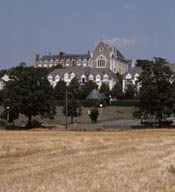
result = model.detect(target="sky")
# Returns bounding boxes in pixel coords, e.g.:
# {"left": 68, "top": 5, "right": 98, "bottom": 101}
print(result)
{"left": 0, "top": 0, "right": 174, "bottom": 69}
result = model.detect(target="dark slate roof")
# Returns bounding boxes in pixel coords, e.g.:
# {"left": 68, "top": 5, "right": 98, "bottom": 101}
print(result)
{"left": 48, "top": 66, "right": 117, "bottom": 81}
{"left": 116, "top": 50, "right": 125, "bottom": 60}
{"left": 41, "top": 53, "right": 90, "bottom": 61}
{"left": 123, "top": 67, "right": 142, "bottom": 79}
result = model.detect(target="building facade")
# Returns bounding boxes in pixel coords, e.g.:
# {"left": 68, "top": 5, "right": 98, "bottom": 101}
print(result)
{"left": 123, "top": 63, "right": 175, "bottom": 92}
{"left": 48, "top": 66, "right": 117, "bottom": 90}
{"left": 0, "top": 74, "right": 10, "bottom": 90}
{"left": 35, "top": 41, "right": 130, "bottom": 75}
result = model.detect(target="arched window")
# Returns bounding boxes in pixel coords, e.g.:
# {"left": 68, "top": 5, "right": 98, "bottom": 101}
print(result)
{"left": 96, "top": 55, "right": 106, "bottom": 68}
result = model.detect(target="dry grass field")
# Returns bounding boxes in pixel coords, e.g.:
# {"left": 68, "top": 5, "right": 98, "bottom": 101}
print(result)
{"left": 1, "top": 129, "right": 175, "bottom": 192}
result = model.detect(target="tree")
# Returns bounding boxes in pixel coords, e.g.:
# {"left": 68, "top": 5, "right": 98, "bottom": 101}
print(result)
{"left": 136, "top": 58, "right": 174, "bottom": 126}
{"left": 135, "top": 59, "right": 153, "bottom": 68}
{"left": 80, "top": 80, "right": 98, "bottom": 99}
{"left": 89, "top": 108, "right": 99, "bottom": 123}
{"left": 63, "top": 99, "right": 82, "bottom": 123}
{"left": 99, "top": 83, "right": 110, "bottom": 97}
{"left": 54, "top": 80, "right": 66, "bottom": 100}
{"left": 0, "top": 65, "right": 56, "bottom": 127}
{"left": 110, "top": 73, "right": 125, "bottom": 99}
{"left": 110, "top": 83, "right": 125, "bottom": 99}
{"left": 68, "top": 77, "right": 81, "bottom": 99}
{"left": 125, "top": 84, "right": 137, "bottom": 99}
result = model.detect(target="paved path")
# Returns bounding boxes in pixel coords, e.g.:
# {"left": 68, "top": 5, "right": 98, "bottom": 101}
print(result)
{"left": 101, "top": 119, "right": 141, "bottom": 127}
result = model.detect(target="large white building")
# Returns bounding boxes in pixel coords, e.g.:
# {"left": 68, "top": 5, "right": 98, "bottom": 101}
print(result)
{"left": 48, "top": 66, "right": 117, "bottom": 90}
{"left": 35, "top": 41, "right": 132, "bottom": 75}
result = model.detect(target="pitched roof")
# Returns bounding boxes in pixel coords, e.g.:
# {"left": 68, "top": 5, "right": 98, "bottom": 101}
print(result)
{"left": 41, "top": 53, "right": 90, "bottom": 61}
{"left": 1, "top": 74, "right": 10, "bottom": 82}
{"left": 86, "top": 89, "right": 107, "bottom": 100}
{"left": 48, "top": 66, "right": 116, "bottom": 80}
{"left": 123, "top": 67, "right": 142, "bottom": 79}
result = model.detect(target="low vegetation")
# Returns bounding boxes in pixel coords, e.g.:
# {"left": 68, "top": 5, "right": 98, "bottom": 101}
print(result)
{"left": 0, "top": 130, "right": 175, "bottom": 191}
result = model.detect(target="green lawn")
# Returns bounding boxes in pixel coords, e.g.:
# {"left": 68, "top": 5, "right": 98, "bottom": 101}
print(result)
{"left": 0, "top": 106, "right": 137, "bottom": 127}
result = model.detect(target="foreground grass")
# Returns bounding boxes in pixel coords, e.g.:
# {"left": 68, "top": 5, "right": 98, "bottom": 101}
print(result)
{"left": 0, "top": 129, "right": 175, "bottom": 192}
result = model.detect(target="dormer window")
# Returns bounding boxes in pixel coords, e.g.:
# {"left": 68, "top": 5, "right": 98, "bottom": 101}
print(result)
{"left": 89, "top": 74, "right": 94, "bottom": 80}
{"left": 55, "top": 75, "right": 60, "bottom": 82}
{"left": 70, "top": 73, "right": 75, "bottom": 79}
{"left": 126, "top": 73, "right": 132, "bottom": 79}
{"left": 81, "top": 74, "right": 86, "bottom": 84}
{"left": 64, "top": 73, "right": 69, "bottom": 80}
{"left": 135, "top": 73, "right": 139, "bottom": 80}
{"left": 96, "top": 74, "right": 101, "bottom": 81}
{"left": 103, "top": 74, "right": 108, "bottom": 81}
{"left": 48, "top": 75, "right": 53, "bottom": 82}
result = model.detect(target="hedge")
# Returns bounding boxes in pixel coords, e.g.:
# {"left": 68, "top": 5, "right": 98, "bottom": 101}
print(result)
{"left": 51, "top": 99, "right": 107, "bottom": 107}
{"left": 111, "top": 100, "right": 139, "bottom": 107}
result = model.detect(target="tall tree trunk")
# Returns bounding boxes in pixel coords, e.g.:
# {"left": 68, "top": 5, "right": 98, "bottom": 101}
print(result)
{"left": 71, "top": 116, "right": 74, "bottom": 123}
{"left": 28, "top": 115, "right": 32, "bottom": 128}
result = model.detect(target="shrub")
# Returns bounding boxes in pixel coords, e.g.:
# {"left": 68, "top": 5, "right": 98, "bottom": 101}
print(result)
{"left": 25, "top": 119, "right": 42, "bottom": 129}
{"left": 89, "top": 108, "right": 99, "bottom": 123}
{"left": 0, "top": 119, "right": 8, "bottom": 129}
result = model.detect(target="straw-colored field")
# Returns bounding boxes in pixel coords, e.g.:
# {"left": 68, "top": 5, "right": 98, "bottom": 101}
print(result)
{"left": 0, "top": 130, "right": 175, "bottom": 192}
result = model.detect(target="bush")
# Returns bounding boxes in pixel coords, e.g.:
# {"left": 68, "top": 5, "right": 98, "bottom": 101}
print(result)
{"left": 51, "top": 100, "right": 64, "bottom": 106}
{"left": 0, "top": 119, "right": 8, "bottom": 129}
{"left": 25, "top": 119, "right": 42, "bottom": 129}
{"left": 89, "top": 108, "right": 99, "bottom": 123}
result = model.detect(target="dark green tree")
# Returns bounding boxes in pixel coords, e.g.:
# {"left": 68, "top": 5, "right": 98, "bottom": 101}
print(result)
{"left": 136, "top": 58, "right": 174, "bottom": 126}
{"left": 110, "top": 73, "right": 125, "bottom": 99}
{"left": 110, "top": 83, "right": 125, "bottom": 99}
{"left": 54, "top": 80, "right": 66, "bottom": 100}
{"left": 89, "top": 107, "right": 99, "bottom": 123}
{"left": 125, "top": 84, "right": 137, "bottom": 99}
{"left": 80, "top": 80, "right": 98, "bottom": 99}
{"left": 68, "top": 77, "right": 81, "bottom": 99}
{"left": 63, "top": 99, "right": 82, "bottom": 123}
{"left": 0, "top": 65, "right": 56, "bottom": 127}
{"left": 99, "top": 83, "right": 110, "bottom": 96}
{"left": 135, "top": 59, "right": 153, "bottom": 68}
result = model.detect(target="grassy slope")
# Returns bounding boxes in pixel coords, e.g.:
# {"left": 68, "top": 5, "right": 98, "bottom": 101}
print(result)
{"left": 0, "top": 106, "right": 137, "bottom": 126}
{"left": 0, "top": 130, "right": 175, "bottom": 192}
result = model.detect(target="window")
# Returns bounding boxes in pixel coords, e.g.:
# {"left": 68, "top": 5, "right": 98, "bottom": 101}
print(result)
{"left": 96, "top": 74, "right": 101, "bottom": 82}
{"left": 77, "top": 59, "right": 81, "bottom": 66}
{"left": 83, "top": 59, "right": 87, "bottom": 66}
{"left": 72, "top": 60, "right": 76, "bottom": 66}
{"left": 103, "top": 74, "right": 108, "bottom": 81}
{"left": 82, "top": 78, "right": 85, "bottom": 84}
{"left": 99, "top": 48, "right": 104, "bottom": 52}
{"left": 89, "top": 74, "right": 93, "bottom": 80}
{"left": 64, "top": 73, "right": 69, "bottom": 81}
{"left": 126, "top": 73, "right": 132, "bottom": 79}
{"left": 81, "top": 74, "right": 86, "bottom": 84}
{"left": 70, "top": 73, "right": 75, "bottom": 79}
{"left": 55, "top": 75, "right": 60, "bottom": 82}
{"left": 96, "top": 55, "right": 106, "bottom": 68}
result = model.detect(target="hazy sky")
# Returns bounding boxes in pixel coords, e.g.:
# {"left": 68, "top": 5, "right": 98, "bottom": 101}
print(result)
{"left": 0, "top": 0, "right": 174, "bottom": 69}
